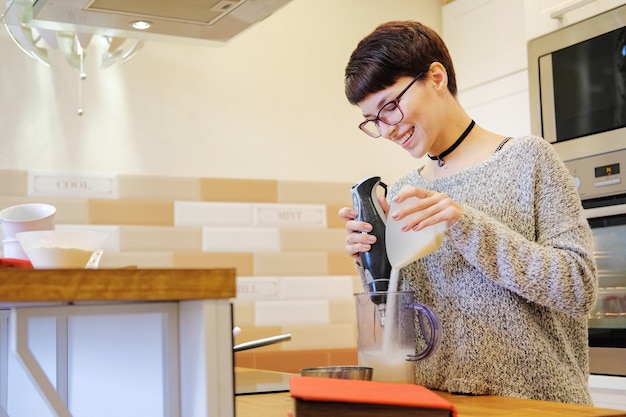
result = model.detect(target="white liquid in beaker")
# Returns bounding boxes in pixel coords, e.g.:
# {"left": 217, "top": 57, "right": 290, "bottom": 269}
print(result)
{"left": 358, "top": 346, "right": 415, "bottom": 383}
{"left": 365, "top": 267, "right": 417, "bottom": 383}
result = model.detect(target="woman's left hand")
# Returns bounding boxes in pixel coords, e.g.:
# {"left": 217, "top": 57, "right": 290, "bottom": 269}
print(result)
{"left": 389, "top": 186, "right": 464, "bottom": 231}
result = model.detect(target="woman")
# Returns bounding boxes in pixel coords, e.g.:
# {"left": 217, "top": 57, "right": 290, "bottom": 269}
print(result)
{"left": 339, "top": 21, "right": 597, "bottom": 405}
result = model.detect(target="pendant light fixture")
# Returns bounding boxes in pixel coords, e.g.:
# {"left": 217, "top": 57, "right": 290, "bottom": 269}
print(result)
{"left": 2, "top": 0, "right": 146, "bottom": 116}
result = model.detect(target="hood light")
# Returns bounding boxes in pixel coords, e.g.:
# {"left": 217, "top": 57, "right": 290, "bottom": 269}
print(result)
{"left": 130, "top": 20, "right": 152, "bottom": 30}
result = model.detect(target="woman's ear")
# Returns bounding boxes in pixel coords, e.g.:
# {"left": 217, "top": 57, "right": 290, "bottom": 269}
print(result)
{"left": 429, "top": 62, "right": 448, "bottom": 91}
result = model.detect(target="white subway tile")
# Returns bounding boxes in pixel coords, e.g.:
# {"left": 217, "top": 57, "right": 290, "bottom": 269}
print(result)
{"left": 255, "top": 300, "right": 329, "bottom": 326}
{"left": 202, "top": 227, "right": 280, "bottom": 252}
{"left": 253, "top": 203, "right": 327, "bottom": 228}
{"left": 235, "top": 276, "right": 281, "bottom": 301}
{"left": 28, "top": 171, "right": 118, "bottom": 199}
{"left": 280, "top": 276, "right": 354, "bottom": 300}
{"left": 174, "top": 201, "right": 253, "bottom": 227}
{"left": 56, "top": 224, "right": 120, "bottom": 251}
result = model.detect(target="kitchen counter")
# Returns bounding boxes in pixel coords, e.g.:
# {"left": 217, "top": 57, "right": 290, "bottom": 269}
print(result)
{"left": 0, "top": 268, "right": 237, "bottom": 417}
{"left": 235, "top": 369, "right": 626, "bottom": 417}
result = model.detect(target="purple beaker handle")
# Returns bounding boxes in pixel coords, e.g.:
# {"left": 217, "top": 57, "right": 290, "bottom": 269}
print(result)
{"left": 406, "top": 302, "right": 441, "bottom": 361}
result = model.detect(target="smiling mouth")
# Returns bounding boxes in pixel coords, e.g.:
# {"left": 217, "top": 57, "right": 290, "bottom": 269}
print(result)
{"left": 398, "top": 127, "right": 414, "bottom": 148}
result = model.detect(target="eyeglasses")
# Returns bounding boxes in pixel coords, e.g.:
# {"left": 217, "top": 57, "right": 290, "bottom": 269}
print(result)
{"left": 359, "top": 74, "right": 422, "bottom": 138}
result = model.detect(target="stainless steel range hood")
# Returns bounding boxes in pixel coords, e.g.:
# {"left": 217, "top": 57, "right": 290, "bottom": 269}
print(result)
{"left": 3, "top": 0, "right": 293, "bottom": 45}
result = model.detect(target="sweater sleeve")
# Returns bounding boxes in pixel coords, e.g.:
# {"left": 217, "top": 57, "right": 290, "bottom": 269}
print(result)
{"left": 446, "top": 140, "right": 597, "bottom": 317}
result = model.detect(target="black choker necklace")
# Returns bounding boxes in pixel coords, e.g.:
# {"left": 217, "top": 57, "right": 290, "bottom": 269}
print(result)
{"left": 428, "top": 119, "right": 475, "bottom": 167}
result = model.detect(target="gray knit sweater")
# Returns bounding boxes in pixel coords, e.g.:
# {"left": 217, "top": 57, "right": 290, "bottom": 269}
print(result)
{"left": 387, "top": 135, "right": 597, "bottom": 405}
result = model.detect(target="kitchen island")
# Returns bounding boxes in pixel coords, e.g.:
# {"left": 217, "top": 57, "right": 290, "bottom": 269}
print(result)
{"left": 0, "top": 268, "right": 237, "bottom": 417}
{"left": 235, "top": 369, "right": 626, "bottom": 417}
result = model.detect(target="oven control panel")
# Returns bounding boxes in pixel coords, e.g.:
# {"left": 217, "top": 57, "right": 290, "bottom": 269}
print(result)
{"left": 564, "top": 149, "right": 626, "bottom": 200}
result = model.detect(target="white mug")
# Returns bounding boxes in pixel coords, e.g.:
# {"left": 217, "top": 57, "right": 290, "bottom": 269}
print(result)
{"left": 1, "top": 238, "right": 28, "bottom": 260}
{"left": 0, "top": 203, "right": 56, "bottom": 240}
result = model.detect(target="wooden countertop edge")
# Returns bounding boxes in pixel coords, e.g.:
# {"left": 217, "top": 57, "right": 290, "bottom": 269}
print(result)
{"left": 0, "top": 268, "right": 236, "bottom": 302}
{"left": 434, "top": 391, "right": 626, "bottom": 416}
{"left": 233, "top": 369, "right": 626, "bottom": 417}
{"left": 236, "top": 390, "right": 626, "bottom": 417}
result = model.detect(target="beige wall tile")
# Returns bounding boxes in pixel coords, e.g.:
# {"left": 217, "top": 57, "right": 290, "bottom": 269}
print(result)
{"left": 280, "top": 324, "right": 356, "bottom": 350}
{"left": 175, "top": 201, "right": 253, "bottom": 227}
{"left": 277, "top": 181, "right": 353, "bottom": 205}
{"left": 253, "top": 349, "right": 328, "bottom": 373}
{"left": 253, "top": 252, "right": 327, "bottom": 276}
{"left": 329, "top": 348, "right": 358, "bottom": 366}
{"left": 233, "top": 351, "right": 255, "bottom": 368}
{"left": 200, "top": 178, "right": 278, "bottom": 203}
{"left": 327, "top": 251, "right": 357, "bottom": 275}
{"left": 89, "top": 200, "right": 174, "bottom": 226}
{"left": 0, "top": 196, "right": 90, "bottom": 229}
{"left": 118, "top": 175, "right": 201, "bottom": 201}
{"left": 98, "top": 251, "right": 175, "bottom": 269}
{"left": 279, "top": 276, "right": 353, "bottom": 300}
{"left": 0, "top": 170, "right": 27, "bottom": 196}
{"left": 326, "top": 204, "right": 348, "bottom": 228}
{"left": 329, "top": 298, "right": 357, "bottom": 325}
{"left": 279, "top": 228, "right": 345, "bottom": 252}
{"left": 232, "top": 301, "right": 255, "bottom": 327}
{"left": 0, "top": 197, "right": 33, "bottom": 213}
{"left": 49, "top": 198, "right": 90, "bottom": 225}
{"left": 255, "top": 300, "right": 329, "bottom": 326}
{"left": 119, "top": 226, "right": 201, "bottom": 251}
{"left": 203, "top": 227, "right": 280, "bottom": 252}
{"left": 351, "top": 275, "right": 364, "bottom": 294}
{"left": 173, "top": 252, "right": 254, "bottom": 275}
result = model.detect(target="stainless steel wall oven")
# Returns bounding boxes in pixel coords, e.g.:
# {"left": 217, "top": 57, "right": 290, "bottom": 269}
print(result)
{"left": 564, "top": 150, "right": 626, "bottom": 377}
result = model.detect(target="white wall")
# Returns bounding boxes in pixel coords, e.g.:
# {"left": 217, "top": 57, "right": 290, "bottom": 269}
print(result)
{"left": 0, "top": 0, "right": 441, "bottom": 184}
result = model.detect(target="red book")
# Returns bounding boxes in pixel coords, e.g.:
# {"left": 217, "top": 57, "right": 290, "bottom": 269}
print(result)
{"left": 0, "top": 258, "right": 33, "bottom": 268}
{"left": 290, "top": 377, "right": 457, "bottom": 417}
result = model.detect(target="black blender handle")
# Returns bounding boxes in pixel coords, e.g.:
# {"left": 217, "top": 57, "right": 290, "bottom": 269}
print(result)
{"left": 406, "top": 303, "right": 441, "bottom": 361}
{"left": 350, "top": 176, "right": 392, "bottom": 293}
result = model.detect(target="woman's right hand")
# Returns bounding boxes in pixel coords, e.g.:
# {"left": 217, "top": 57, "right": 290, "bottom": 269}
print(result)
{"left": 338, "top": 195, "right": 389, "bottom": 260}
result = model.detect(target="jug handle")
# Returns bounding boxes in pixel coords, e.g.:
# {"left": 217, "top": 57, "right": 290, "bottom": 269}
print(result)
{"left": 406, "top": 302, "right": 441, "bottom": 361}
{"left": 85, "top": 249, "right": 104, "bottom": 269}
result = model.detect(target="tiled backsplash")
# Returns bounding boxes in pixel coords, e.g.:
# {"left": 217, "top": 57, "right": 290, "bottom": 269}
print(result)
{"left": 0, "top": 169, "right": 362, "bottom": 353}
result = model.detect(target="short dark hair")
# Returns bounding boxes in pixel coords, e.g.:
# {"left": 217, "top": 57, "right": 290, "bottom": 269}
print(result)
{"left": 344, "top": 21, "right": 457, "bottom": 105}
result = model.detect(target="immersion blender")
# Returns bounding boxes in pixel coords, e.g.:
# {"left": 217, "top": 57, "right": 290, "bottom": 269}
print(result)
{"left": 351, "top": 176, "right": 393, "bottom": 324}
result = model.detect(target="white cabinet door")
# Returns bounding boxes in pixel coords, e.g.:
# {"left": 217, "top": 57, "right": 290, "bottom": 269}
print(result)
{"left": 442, "top": 0, "right": 527, "bottom": 91}
{"left": 458, "top": 70, "right": 531, "bottom": 138}
{"left": 524, "top": 0, "right": 626, "bottom": 40}
{"left": 589, "top": 375, "right": 626, "bottom": 411}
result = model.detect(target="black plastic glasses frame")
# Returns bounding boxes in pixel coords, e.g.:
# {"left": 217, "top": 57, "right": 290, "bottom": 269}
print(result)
{"left": 358, "top": 74, "right": 423, "bottom": 138}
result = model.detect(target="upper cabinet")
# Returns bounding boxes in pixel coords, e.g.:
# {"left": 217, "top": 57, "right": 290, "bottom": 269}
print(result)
{"left": 442, "top": 0, "right": 527, "bottom": 91}
{"left": 443, "top": 0, "right": 626, "bottom": 90}
{"left": 524, "top": 0, "right": 626, "bottom": 40}
{"left": 442, "top": 0, "right": 531, "bottom": 137}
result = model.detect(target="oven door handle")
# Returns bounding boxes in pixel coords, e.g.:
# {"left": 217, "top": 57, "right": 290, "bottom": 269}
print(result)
{"left": 584, "top": 203, "right": 626, "bottom": 220}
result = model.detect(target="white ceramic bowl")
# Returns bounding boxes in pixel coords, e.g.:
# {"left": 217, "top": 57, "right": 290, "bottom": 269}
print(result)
{"left": 16, "top": 230, "right": 109, "bottom": 269}
{"left": 0, "top": 203, "right": 56, "bottom": 239}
